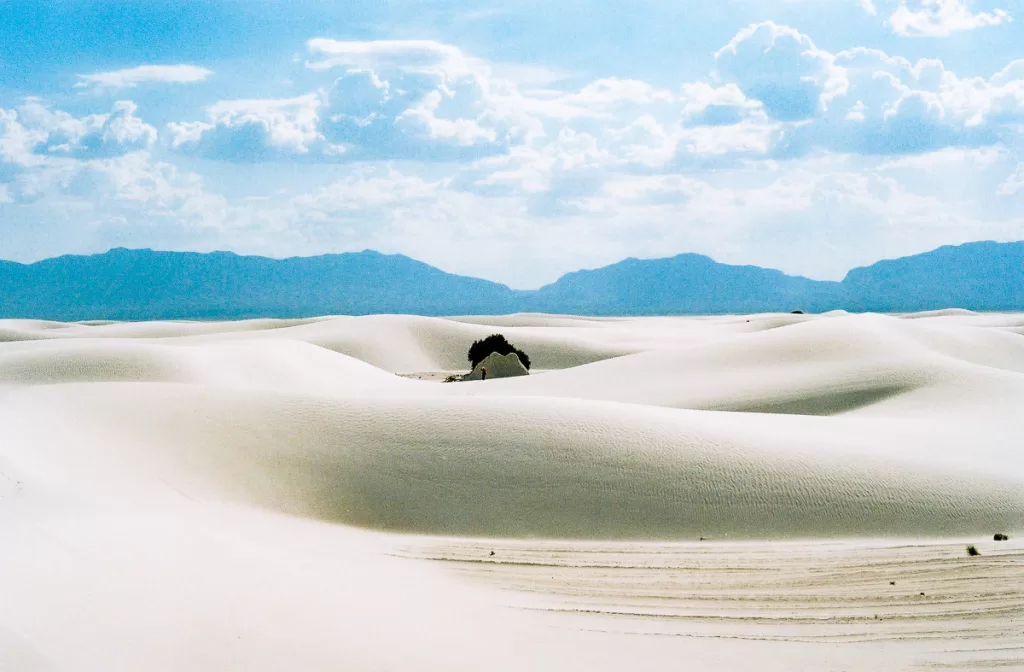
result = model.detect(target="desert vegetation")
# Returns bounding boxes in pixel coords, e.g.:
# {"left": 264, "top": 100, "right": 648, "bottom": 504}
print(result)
{"left": 468, "top": 334, "right": 531, "bottom": 370}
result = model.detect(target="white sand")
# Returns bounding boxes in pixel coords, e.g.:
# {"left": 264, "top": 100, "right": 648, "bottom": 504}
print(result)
{"left": 1, "top": 312, "right": 1022, "bottom": 670}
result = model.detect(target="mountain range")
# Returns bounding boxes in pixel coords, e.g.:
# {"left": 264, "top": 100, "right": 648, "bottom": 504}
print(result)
{"left": 0, "top": 241, "right": 1021, "bottom": 320}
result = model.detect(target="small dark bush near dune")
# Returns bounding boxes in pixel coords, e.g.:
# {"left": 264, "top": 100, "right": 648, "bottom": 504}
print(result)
{"left": 994, "top": 533, "right": 1009, "bottom": 541}
{"left": 966, "top": 545, "right": 981, "bottom": 556}
{"left": 468, "top": 334, "right": 531, "bottom": 370}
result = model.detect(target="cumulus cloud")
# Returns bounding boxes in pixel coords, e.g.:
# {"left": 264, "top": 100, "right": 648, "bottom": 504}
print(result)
{"left": 709, "top": 22, "right": 1024, "bottom": 157}
{"left": 122, "top": 23, "right": 1024, "bottom": 241}
{"left": 459, "top": 128, "right": 612, "bottom": 198}
{"left": 1, "top": 146, "right": 227, "bottom": 235}
{"left": 309, "top": 38, "right": 574, "bottom": 148}
{"left": 270, "top": 30, "right": 1024, "bottom": 200}
{"left": 166, "top": 40, "right": 524, "bottom": 163}
{"left": 831, "top": 48, "right": 1024, "bottom": 131}
{"left": 75, "top": 65, "right": 214, "bottom": 91}
{"left": 605, "top": 115, "right": 680, "bottom": 167}
{"left": 168, "top": 38, "right": 642, "bottom": 164}
{"left": 167, "top": 94, "right": 345, "bottom": 161}
{"left": 317, "top": 71, "right": 508, "bottom": 161}
{"left": 396, "top": 89, "right": 498, "bottom": 145}
{"left": 714, "top": 22, "right": 844, "bottom": 121}
{"left": 679, "top": 82, "right": 764, "bottom": 125}
{"left": 888, "top": 0, "right": 1012, "bottom": 37}
{"left": 0, "top": 108, "right": 45, "bottom": 169}
{"left": 0, "top": 99, "right": 156, "bottom": 162}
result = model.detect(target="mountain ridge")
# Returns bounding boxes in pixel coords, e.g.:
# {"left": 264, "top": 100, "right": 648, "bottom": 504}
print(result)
{"left": 0, "top": 241, "right": 1020, "bottom": 319}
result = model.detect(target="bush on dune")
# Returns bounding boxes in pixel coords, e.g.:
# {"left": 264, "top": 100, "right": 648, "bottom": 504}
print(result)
{"left": 468, "top": 334, "right": 531, "bottom": 370}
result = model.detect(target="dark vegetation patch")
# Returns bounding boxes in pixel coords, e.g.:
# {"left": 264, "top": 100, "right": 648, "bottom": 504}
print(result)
{"left": 468, "top": 334, "right": 531, "bottom": 370}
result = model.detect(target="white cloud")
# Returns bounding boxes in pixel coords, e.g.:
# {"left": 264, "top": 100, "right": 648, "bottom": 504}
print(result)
{"left": 707, "top": 23, "right": 1024, "bottom": 156}
{"left": 1, "top": 99, "right": 156, "bottom": 161}
{"left": 171, "top": 37, "right": 636, "bottom": 164}
{"left": 680, "top": 82, "right": 762, "bottom": 120}
{"left": 99, "top": 101, "right": 159, "bottom": 150}
{"left": 308, "top": 37, "right": 600, "bottom": 144}
{"left": 606, "top": 115, "right": 680, "bottom": 167}
{"left": 998, "top": 164, "right": 1024, "bottom": 195}
{"left": 714, "top": 22, "right": 846, "bottom": 121}
{"left": 305, "top": 39, "right": 478, "bottom": 85}
{"left": 831, "top": 49, "right": 1024, "bottom": 129}
{"left": 466, "top": 127, "right": 613, "bottom": 195}
{"left": 301, "top": 35, "right": 778, "bottom": 172}
{"left": 846, "top": 100, "right": 867, "bottom": 121}
{"left": 678, "top": 120, "right": 779, "bottom": 156}
{"left": 0, "top": 108, "right": 47, "bottom": 167}
{"left": 396, "top": 89, "right": 497, "bottom": 145}
{"left": 888, "top": 0, "right": 1012, "bottom": 37}
{"left": 293, "top": 167, "right": 442, "bottom": 213}
{"left": 859, "top": 0, "right": 879, "bottom": 16}
{"left": 877, "top": 146, "right": 1004, "bottom": 170}
{"left": 565, "top": 78, "right": 674, "bottom": 107}
{"left": 4, "top": 148, "right": 225, "bottom": 231}
{"left": 167, "top": 94, "right": 345, "bottom": 160}
{"left": 75, "top": 65, "right": 214, "bottom": 91}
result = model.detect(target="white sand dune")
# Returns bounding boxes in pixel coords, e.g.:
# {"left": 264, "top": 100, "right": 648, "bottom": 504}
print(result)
{"left": 1, "top": 311, "right": 1022, "bottom": 670}
{"left": 447, "top": 313, "right": 1024, "bottom": 419}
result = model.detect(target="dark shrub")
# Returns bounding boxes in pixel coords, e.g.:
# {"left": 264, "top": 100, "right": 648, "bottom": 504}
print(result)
{"left": 791, "top": 310, "right": 805, "bottom": 314}
{"left": 994, "top": 533, "right": 1009, "bottom": 541}
{"left": 966, "top": 545, "right": 981, "bottom": 557}
{"left": 468, "top": 334, "right": 531, "bottom": 370}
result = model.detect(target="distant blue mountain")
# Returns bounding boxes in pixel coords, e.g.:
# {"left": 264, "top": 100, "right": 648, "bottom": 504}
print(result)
{"left": 0, "top": 248, "right": 518, "bottom": 320}
{"left": 841, "top": 241, "right": 1024, "bottom": 312}
{"left": 530, "top": 253, "right": 842, "bottom": 315}
{"left": 0, "top": 241, "right": 1020, "bottom": 319}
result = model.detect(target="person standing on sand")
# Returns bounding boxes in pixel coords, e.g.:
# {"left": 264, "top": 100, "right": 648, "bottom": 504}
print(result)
{"left": 481, "top": 368, "right": 487, "bottom": 381}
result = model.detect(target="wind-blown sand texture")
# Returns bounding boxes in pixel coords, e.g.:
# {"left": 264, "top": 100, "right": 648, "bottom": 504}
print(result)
{"left": 1, "top": 311, "right": 1022, "bottom": 670}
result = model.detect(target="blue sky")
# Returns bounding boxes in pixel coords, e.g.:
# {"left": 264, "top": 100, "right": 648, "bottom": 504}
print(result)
{"left": 1, "top": 0, "right": 1023, "bottom": 288}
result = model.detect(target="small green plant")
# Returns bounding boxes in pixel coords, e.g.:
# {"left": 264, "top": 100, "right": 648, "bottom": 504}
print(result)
{"left": 966, "top": 544, "right": 981, "bottom": 557}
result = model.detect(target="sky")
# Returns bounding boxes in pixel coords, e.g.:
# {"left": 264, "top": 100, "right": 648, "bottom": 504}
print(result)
{"left": 1, "top": 0, "right": 1023, "bottom": 288}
